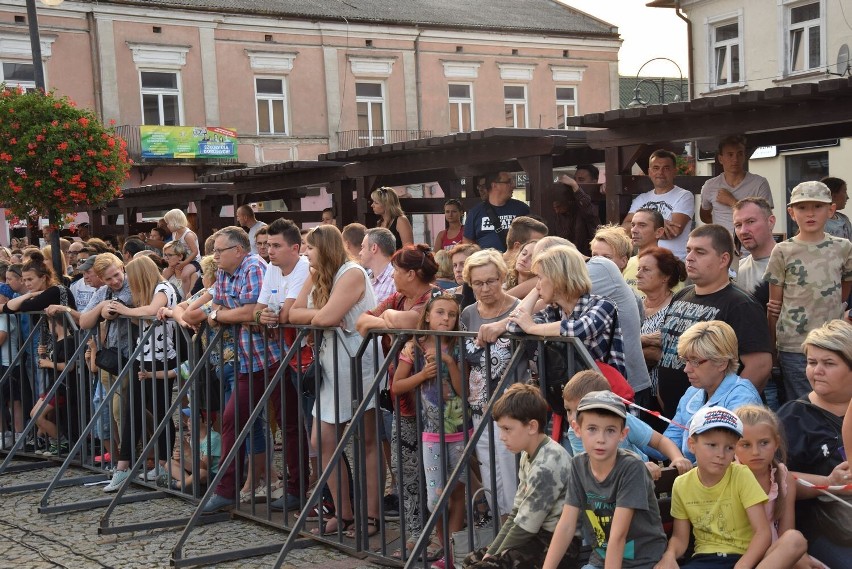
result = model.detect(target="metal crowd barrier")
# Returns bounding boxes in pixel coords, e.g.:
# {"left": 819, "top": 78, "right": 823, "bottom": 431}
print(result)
{"left": 0, "top": 310, "right": 597, "bottom": 569}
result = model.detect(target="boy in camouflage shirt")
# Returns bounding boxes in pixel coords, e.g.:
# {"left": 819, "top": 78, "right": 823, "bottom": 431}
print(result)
{"left": 463, "top": 384, "right": 578, "bottom": 569}
{"left": 766, "top": 181, "right": 852, "bottom": 399}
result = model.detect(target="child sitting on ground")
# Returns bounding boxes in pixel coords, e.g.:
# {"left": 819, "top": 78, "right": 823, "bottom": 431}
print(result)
{"left": 544, "top": 390, "right": 667, "bottom": 569}
{"left": 562, "top": 370, "right": 693, "bottom": 478}
{"left": 463, "top": 383, "right": 577, "bottom": 569}
{"left": 657, "top": 406, "right": 799, "bottom": 569}
{"left": 164, "top": 407, "right": 221, "bottom": 492}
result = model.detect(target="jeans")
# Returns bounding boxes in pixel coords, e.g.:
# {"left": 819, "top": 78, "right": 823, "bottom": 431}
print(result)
{"left": 778, "top": 351, "right": 810, "bottom": 402}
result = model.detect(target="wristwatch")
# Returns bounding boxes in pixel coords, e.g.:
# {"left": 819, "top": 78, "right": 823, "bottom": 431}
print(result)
{"left": 210, "top": 310, "right": 218, "bottom": 322}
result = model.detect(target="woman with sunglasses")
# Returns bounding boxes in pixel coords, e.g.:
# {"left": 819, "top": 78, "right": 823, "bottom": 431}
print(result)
{"left": 370, "top": 187, "right": 413, "bottom": 251}
{"left": 434, "top": 199, "right": 465, "bottom": 252}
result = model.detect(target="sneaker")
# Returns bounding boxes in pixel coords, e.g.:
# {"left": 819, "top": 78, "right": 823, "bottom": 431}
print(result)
{"left": 302, "top": 500, "right": 336, "bottom": 521}
{"left": 269, "top": 493, "right": 302, "bottom": 512}
{"left": 103, "top": 469, "right": 131, "bottom": 493}
{"left": 42, "top": 440, "right": 69, "bottom": 457}
{"left": 431, "top": 557, "right": 454, "bottom": 569}
{"left": 138, "top": 465, "right": 166, "bottom": 482}
{"left": 202, "top": 493, "right": 235, "bottom": 513}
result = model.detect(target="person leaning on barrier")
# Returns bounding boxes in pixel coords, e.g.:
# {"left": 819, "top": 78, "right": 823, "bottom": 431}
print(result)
{"left": 255, "top": 217, "right": 311, "bottom": 513}
{"left": 102, "top": 256, "right": 180, "bottom": 493}
{"left": 356, "top": 244, "right": 440, "bottom": 546}
{"left": 460, "top": 249, "right": 525, "bottom": 522}
{"left": 290, "top": 224, "right": 382, "bottom": 537}
{"left": 201, "top": 226, "right": 284, "bottom": 513}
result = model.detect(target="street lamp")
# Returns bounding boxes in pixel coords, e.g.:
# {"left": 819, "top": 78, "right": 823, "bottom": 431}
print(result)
{"left": 25, "top": 0, "right": 64, "bottom": 92}
{"left": 24, "top": 0, "right": 64, "bottom": 277}
{"left": 627, "top": 56, "right": 686, "bottom": 108}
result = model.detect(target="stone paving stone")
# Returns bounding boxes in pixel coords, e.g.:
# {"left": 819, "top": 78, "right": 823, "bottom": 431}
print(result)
{"left": 0, "top": 462, "right": 384, "bottom": 568}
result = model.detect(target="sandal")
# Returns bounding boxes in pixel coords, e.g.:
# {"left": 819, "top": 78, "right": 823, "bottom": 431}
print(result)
{"left": 313, "top": 517, "right": 354, "bottom": 536}
{"left": 344, "top": 516, "right": 380, "bottom": 539}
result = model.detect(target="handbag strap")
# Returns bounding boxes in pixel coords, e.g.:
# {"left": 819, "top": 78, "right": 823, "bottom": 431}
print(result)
{"left": 484, "top": 203, "right": 508, "bottom": 243}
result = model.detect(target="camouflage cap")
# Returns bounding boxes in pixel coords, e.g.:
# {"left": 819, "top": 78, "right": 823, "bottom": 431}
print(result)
{"left": 788, "top": 181, "right": 832, "bottom": 206}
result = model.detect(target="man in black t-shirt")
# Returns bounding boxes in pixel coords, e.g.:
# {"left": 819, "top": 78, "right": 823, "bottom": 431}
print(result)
{"left": 656, "top": 225, "right": 772, "bottom": 419}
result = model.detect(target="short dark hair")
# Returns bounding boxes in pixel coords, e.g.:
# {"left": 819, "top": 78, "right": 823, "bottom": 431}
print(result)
{"left": 649, "top": 149, "right": 678, "bottom": 166}
{"left": 717, "top": 135, "right": 746, "bottom": 155}
{"left": 485, "top": 172, "right": 508, "bottom": 190}
{"left": 266, "top": 218, "right": 301, "bottom": 246}
{"left": 506, "top": 216, "right": 548, "bottom": 248}
{"left": 690, "top": 224, "right": 734, "bottom": 268}
{"left": 150, "top": 226, "right": 170, "bottom": 240}
{"left": 492, "top": 383, "right": 548, "bottom": 433}
{"left": 634, "top": 207, "right": 665, "bottom": 229}
{"left": 123, "top": 237, "right": 146, "bottom": 257}
{"left": 322, "top": 207, "right": 335, "bottom": 217}
{"left": 575, "top": 164, "right": 599, "bottom": 180}
{"left": 820, "top": 176, "right": 847, "bottom": 196}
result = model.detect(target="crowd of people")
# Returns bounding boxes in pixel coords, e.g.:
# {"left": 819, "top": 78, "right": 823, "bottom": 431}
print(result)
{"left": 0, "top": 139, "right": 851, "bottom": 569}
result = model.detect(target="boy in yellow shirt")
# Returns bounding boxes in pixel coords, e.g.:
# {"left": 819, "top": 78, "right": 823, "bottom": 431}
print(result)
{"left": 656, "top": 407, "right": 796, "bottom": 569}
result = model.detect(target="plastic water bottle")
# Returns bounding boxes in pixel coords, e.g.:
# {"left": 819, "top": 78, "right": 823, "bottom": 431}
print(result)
{"left": 267, "top": 289, "right": 281, "bottom": 329}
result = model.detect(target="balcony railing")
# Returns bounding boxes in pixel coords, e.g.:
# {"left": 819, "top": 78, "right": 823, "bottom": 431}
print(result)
{"left": 114, "top": 125, "right": 240, "bottom": 165}
{"left": 337, "top": 129, "right": 432, "bottom": 151}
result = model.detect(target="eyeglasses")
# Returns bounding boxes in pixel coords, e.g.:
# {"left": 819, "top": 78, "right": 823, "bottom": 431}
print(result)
{"left": 677, "top": 357, "right": 710, "bottom": 368}
{"left": 470, "top": 277, "right": 501, "bottom": 289}
{"left": 212, "top": 245, "right": 238, "bottom": 255}
{"left": 76, "top": 259, "right": 89, "bottom": 266}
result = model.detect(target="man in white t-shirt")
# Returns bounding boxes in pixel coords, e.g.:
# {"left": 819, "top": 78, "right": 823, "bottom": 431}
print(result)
{"left": 256, "top": 217, "right": 310, "bottom": 512}
{"left": 236, "top": 204, "right": 267, "bottom": 254}
{"left": 700, "top": 135, "right": 772, "bottom": 235}
{"left": 621, "top": 149, "right": 694, "bottom": 260}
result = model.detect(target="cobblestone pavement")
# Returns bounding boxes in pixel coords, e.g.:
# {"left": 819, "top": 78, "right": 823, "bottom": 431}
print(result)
{"left": 0, "top": 461, "right": 385, "bottom": 569}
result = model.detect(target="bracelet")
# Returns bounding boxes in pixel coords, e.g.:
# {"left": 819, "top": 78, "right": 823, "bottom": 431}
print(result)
{"left": 254, "top": 310, "right": 263, "bottom": 325}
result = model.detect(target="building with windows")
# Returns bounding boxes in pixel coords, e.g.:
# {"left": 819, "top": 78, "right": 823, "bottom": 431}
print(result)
{"left": 651, "top": 0, "right": 852, "bottom": 235}
{"left": 0, "top": 0, "right": 621, "bottom": 193}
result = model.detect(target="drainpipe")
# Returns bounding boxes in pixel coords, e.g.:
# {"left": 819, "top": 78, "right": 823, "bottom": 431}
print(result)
{"left": 675, "top": 1, "right": 694, "bottom": 100}
{"left": 414, "top": 27, "right": 423, "bottom": 131}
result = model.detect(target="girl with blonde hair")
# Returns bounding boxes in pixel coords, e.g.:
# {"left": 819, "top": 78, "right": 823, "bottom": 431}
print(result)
{"left": 163, "top": 208, "right": 201, "bottom": 299}
{"left": 370, "top": 187, "right": 413, "bottom": 250}
{"left": 103, "top": 255, "right": 180, "bottom": 492}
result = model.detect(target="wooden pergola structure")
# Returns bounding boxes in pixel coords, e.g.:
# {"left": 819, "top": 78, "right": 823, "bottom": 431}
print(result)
{"left": 89, "top": 78, "right": 852, "bottom": 239}
{"left": 565, "top": 77, "right": 852, "bottom": 223}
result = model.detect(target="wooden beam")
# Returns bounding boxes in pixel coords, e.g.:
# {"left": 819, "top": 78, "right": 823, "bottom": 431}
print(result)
{"left": 586, "top": 96, "right": 852, "bottom": 148}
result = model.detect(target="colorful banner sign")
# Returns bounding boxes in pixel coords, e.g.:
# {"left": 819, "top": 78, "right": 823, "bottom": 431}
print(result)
{"left": 140, "top": 126, "right": 237, "bottom": 159}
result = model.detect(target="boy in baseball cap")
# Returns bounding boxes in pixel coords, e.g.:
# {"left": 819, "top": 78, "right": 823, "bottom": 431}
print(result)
{"left": 658, "top": 406, "right": 773, "bottom": 569}
{"left": 543, "top": 390, "right": 667, "bottom": 569}
{"left": 765, "top": 180, "right": 852, "bottom": 401}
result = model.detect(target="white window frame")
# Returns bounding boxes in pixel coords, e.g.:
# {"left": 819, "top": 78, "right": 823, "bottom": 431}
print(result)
{"left": 503, "top": 84, "right": 528, "bottom": 129}
{"left": 139, "top": 69, "right": 183, "bottom": 126}
{"left": 707, "top": 11, "right": 744, "bottom": 89}
{"left": 555, "top": 85, "right": 578, "bottom": 130}
{"left": 355, "top": 81, "right": 386, "bottom": 145}
{"left": 448, "top": 82, "right": 474, "bottom": 133}
{"left": 254, "top": 76, "right": 289, "bottom": 135}
{"left": 781, "top": 0, "right": 825, "bottom": 76}
{"left": 0, "top": 60, "right": 37, "bottom": 92}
